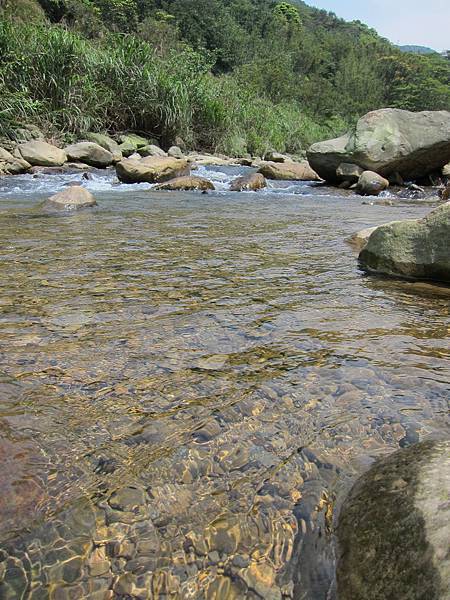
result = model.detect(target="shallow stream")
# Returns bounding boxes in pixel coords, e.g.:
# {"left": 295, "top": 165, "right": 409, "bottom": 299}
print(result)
{"left": 0, "top": 166, "right": 449, "bottom": 599}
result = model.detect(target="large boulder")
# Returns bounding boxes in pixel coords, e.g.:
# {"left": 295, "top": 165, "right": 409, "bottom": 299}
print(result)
{"left": 337, "top": 439, "right": 450, "bottom": 600}
{"left": 84, "top": 133, "right": 122, "bottom": 163}
{"left": 116, "top": 156, "right": 190, "bottom": 184}
{"left": 42, "top": 186, "right": 97, "bottom": 211}
{"left": 18, "top": 140, "right": 67, "bottom": 167}
{"left": 0, "top": 147, "right": 30, "bottom": 175}
{"left": 230, "top": 172, "right": 267, "bottom": 191}
{"left": 65, "top": 142, "right": 113, "bottom": 168}
{"left": 356, "top": 171, "right": 389, "bottom": 196}
{"left": 258, "top": 160, "right": 321, "bottom": 181}
{"left": 359, "top": 202, "right": 450, "bottom": 283}
{"left": 308, "top": 109, "right": 450, "bottom": 183}
{"left": 153, "top": 175, "right": 214, "bottom": 191}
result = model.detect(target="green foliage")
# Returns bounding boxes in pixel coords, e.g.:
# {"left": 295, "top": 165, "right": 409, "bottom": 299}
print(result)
{"left": 1, "top": 0, "right": 449, "bottom": 152}
{"left": 273, "top": 2, "right": 301, "bottom": 28}
{"left": 1, "top": 0, "right": 47, "bottom": 22}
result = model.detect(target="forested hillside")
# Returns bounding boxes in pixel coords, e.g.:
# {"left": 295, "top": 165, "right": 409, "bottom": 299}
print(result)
{"left": 1, "top": 0, "right": 449, "bottom": 155}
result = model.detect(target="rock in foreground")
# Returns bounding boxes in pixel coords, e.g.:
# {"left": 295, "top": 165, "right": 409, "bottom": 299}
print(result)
{"left": 308, "top": 109, "right": 450, "bottom": 182}
{"left": 153, "top": 176, "right": 214, "bottom": 191}
{"left": 42, "top": 186, "right": 97, "bottom": 211}
{"left": 258, "top": 161, "right": 320, "bottom": 181}
{"left": 116, "top": 156, "right": 189, "bottom": 184}
{"left": 18, "top": 140, "right": 67, "bottom": 167}
{"left": 359, "top": 202, "right": 450, "bottom": 283}
{"left": 337, "top": 439, "right": 450, "bottom": 600}
{"left": 230, "top": 172, "right": 267, "bottom": 191}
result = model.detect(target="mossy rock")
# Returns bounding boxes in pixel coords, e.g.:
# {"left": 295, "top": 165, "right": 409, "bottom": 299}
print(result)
{"left": 359, "top": 202, "right": 450, "bottom": 283}
{"left": 337, "top": 439, "right": 450, "bottom": 600}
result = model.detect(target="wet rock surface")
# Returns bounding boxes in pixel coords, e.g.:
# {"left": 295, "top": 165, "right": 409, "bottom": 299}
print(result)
{"left": 337, "top": 439, "right": 450, "bottom": 600}
{"left": 0, "top": 173, "right": 448, "bottom": 598}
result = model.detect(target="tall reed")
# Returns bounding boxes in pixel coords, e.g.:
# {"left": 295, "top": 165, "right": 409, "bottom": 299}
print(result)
{"left": 0, "top": 21, "right": 346, "bottom": 153}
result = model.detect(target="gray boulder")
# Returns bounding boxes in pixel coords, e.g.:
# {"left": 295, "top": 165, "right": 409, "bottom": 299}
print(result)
{"left": 308, "top": 109, "right": 450, "bottom": 182}
{"left": 337, "top": 439, "right": 450, "bottom": 600}
{"left": 356, "top": 171, "right": 389, "bottom": 196}
{"left": 116, "top": 156, "right": 190, "bottom": 184}
{"left": 65, "top": 142, "right": 113, "bottom": 168}
{"left": 18, "top": 140, "right": 67, "bottom": 167}
{"left": 443, "top": 162, "right": 450, "bottom": 177}
{"left": 359, "top": 202, "right": 450, "bottom": 282}
{"left": 42, "top": 186, "right": 97, "bottom": 211}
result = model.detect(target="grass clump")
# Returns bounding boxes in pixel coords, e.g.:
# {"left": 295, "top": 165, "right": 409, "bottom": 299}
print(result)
{"left": 0, "top": 20, "right": 346, "bottom": 153}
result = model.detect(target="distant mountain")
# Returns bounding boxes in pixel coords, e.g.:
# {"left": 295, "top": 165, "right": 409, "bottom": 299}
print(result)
{"left": 398, "top": 45, "right": 437, "bottom": 55}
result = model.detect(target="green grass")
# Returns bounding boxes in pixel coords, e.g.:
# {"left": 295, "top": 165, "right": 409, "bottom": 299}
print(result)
{"left": 0, "top": 21, "right": 347, "bottom": 154}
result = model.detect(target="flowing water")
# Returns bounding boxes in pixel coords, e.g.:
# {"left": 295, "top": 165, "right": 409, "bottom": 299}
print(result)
{"left": 0, "top": 166, "right": 449, "bottom": 600}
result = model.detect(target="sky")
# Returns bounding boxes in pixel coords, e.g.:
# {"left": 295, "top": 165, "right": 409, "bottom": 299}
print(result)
{"left": 306, "top": 0, "right": 449, "bottom": 51}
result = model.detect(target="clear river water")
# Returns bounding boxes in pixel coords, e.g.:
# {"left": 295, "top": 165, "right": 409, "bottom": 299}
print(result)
{"left": 0, "top": 165, "right": 449, "bottom": 599}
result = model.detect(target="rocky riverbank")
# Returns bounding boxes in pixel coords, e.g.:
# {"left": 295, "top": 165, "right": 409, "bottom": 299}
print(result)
{"left": 0, "top": 127, "right": 320, "bottom": 186}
